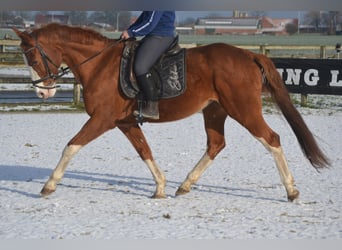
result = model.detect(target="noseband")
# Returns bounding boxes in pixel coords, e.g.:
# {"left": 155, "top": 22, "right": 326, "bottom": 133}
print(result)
{"left": 23, "top": 36, "right": 123, "bottom": 90}
{"left": 23, "top": 44, "right": 69, "bottom": 89}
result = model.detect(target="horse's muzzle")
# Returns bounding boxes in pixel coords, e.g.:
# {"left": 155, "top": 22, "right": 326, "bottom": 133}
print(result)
{"left": 34, "top": 82, "right": 57, "bottom": 99}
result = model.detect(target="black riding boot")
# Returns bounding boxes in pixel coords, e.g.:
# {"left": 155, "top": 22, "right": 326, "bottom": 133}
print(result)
{"left": 133, "top": 73, "right": 159, "bottom": 119}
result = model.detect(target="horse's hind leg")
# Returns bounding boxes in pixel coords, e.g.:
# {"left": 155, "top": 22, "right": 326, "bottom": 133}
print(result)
{"left": 212, "top": 71, "right": 299, "bottom": 201}
{"left": 235, "top": 112, "right": 299, "bottom": 201}
{"left": 118, "top": 124, "right": 166, "bottom": 198}
{"left": 257, "top": 137, "right": 299, "bottom": 201}
{"left": 176, "top": 102, "right": 227, "bottom": 195}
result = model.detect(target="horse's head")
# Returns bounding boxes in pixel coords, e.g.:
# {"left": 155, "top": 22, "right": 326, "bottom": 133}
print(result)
{"left": 13, "top": 27, "right": 63, "bottom": 99}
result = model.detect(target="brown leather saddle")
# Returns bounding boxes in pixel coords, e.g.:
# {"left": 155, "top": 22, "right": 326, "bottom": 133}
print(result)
{"left": 119, "top": 36, "right": 186, "bottom": 99}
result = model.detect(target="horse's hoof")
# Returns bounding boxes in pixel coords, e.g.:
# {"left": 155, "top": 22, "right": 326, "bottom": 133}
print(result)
{"left": 151, "top": 193, "right": 166, "bottom": 199}
{"left": 175, "top": 187, "right": 190, "bottom": 196}
{"left": 287, "top": 189, "right": 300, "bottom": 202}
{"left": 40, "top": 187, "right": 55, "bottom": 197}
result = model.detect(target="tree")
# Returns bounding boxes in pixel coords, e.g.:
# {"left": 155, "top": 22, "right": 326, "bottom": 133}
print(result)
{"left": 304, "top": 11, "right": 341, "bottom": 35}
{"left": 103, "top": 11, "right": 117, "bottom": 26}
{"left": 326, "top": 11, "right": 339, "bottom": 35}
{"left": 66, "top": 11, "right": 89, "bottom": 26}
{"left": 13, "top": 16, "right": 24, "bottom": 26}
{"left": 0, "top": 11, "right": 35, "bottom": 27}
{"left": 304, "top": 11, "right": 321, "bottom": 31}
{"left": 178, "top": 17, "right": 196, "bottom": 26}
{"left": 88, "top": 11, "right": 106, "bottom": 24}
{"left": 286, "top": 23, "right": 298, "bottom": 35}
{"left": 0, "top": 11, "right": 14, "bottom": 26}
{"left": 249, "top": 11, "right": 266, "bottom": 18}
{"left": 117, "top": 11, "right": 132, "bottom": 31}
{"left": 1, "top": 11, "right": 15, "bottom": 21}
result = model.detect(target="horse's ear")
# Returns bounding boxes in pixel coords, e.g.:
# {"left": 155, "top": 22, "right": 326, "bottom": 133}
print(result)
{"left": 12, "top": 27, "right": 31, "bottom": 41}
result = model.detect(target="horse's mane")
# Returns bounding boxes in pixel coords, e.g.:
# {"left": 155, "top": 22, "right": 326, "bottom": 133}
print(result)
{"left": 31, "top": 23, "right": 110, "bottom": 45}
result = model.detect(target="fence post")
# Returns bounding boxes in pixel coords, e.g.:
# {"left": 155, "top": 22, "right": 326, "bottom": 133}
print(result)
{"left": 73, "top": 82, "right": 81, "bottom": 105}
{"left": 259, "top": 45, "right": 266, "bottom": 55}
{"left": 320, "top": 45, "right": 326, "bottom": 59}
{"left": 301, "top": 94, "right": 308, "bottom": 106}
{"left": 0, "top": 44, "right": 4, "bottom": 62}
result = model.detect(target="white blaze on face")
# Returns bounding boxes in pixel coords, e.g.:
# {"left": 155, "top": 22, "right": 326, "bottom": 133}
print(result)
{"left": 23, "top": 55, "right": 57, "bottom": 99}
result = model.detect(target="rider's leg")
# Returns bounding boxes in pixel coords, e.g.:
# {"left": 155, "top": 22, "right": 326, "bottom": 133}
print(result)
{"left": 133, "top": 35, "right": 175, "bottom": 119}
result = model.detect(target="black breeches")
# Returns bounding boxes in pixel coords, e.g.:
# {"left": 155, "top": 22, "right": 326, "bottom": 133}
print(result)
{"left": 134, "top": 35, "right": 175, "bottom": 76}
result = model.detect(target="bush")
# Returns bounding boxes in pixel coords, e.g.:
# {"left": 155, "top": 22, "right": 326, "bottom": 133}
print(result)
{"left": 286, "top": 23, "right": 298, "bottom": 35}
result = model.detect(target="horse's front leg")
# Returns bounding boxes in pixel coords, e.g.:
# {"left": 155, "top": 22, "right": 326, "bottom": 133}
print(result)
{"left": 41, "top": 116, "right": 114, "bottom": 197}
{"left": 118, "top": 124, "right": 166, "bottom": 198}
{"left": 41, "top": 145, "right": 81, "bottom": 196}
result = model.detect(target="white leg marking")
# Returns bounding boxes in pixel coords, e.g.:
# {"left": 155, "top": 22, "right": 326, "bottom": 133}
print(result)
{"left": 145, "top": 159, "right": 166, "bottom": 198}
{"left": 177, "top": 152, "right": 213, "bottom": 194}
{"left": 257, "top": 138, "right": 298, "bottom": 197}
{"left": 42, "top": 145, "right": 82, "bottom": 194}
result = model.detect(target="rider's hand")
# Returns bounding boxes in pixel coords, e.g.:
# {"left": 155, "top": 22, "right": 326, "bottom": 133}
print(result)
{"left": 121, "top": 30, "right": 130, "bottom": 40}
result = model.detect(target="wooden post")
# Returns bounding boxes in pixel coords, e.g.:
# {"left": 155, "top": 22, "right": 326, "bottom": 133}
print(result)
{"left": 259, "top": 45, "right": 266, "bottom": 55}
{"left": 73, "top": 82, "right": 81, "bottom": 105}
{"left": 301, "top": 94, "right": 308, "bottom": 107}
{"left": 0, "top": 44, "right": 4, "bottom": 62}
{"left": 320, "top": 46, "right": 326, "bottom": 59}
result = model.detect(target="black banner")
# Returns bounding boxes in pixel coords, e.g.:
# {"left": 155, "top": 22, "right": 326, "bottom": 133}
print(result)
{"left": 272, "top": 58, "right": 342, "bottom": 95}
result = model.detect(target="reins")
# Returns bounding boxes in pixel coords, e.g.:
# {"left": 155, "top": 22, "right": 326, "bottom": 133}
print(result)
{"left": 24, "top": 36, "right": 123, "bottom": 89}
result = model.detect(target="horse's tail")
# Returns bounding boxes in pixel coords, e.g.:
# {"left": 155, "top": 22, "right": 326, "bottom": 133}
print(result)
{"left": 253, "top": 54, "right": 330, "bottom": 169}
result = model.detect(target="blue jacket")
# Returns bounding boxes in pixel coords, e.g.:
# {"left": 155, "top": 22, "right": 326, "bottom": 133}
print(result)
{"left": 127, "top": 11, "right": 175, "bottom": 37}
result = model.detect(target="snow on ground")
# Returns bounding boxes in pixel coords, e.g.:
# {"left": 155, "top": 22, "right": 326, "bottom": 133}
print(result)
{"left": 0, "top": 108, "right": 341, "bottom": 239}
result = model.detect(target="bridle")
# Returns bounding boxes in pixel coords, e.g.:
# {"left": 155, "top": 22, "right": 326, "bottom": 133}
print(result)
{"left": 23, "top": 36, "right": 123, "bottom": 90}
{"left": 23, "top": 43, "right": 69, "bottom": 89}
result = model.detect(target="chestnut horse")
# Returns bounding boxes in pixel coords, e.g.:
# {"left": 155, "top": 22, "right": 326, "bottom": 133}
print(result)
{"left": 14, "top": 24, "right": 329, "bottom": 201}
